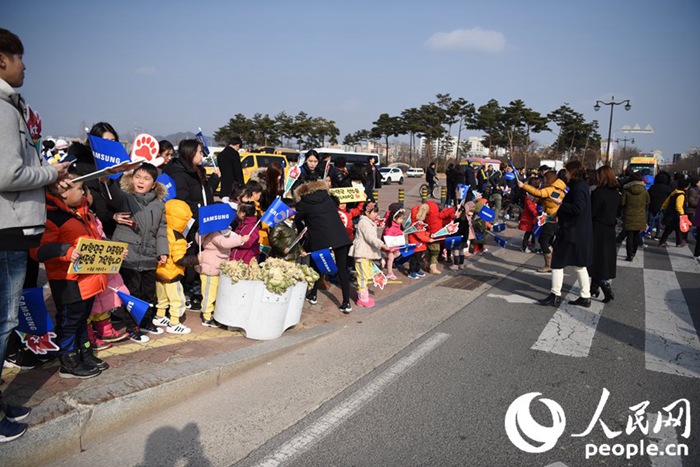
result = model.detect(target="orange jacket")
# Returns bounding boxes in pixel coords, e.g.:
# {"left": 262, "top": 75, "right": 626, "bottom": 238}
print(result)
{"left": 407, "top": 204, "right": 432, "bottom": 252}
{"left": 31, "top": 193, "right": 107, "bottom": 304}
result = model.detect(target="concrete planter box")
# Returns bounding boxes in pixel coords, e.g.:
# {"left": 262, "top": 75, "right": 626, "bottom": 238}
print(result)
{"left": 214, "top": 280, "right": 307, "bottom": 340}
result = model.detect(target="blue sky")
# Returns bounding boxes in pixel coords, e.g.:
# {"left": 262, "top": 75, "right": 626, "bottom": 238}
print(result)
{"left": 6, "top": 0, "right": 700, "bottom": 160}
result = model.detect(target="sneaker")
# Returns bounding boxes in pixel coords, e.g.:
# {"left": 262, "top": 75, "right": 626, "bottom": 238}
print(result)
{"left": 4, "top": 350, "right": 52, "bottom": 370}
{"left": 139, "top": 324, "right": 164, "bottom": 335}
{"left": 129, "top": 331, "right": 150, "bottom": 344}
{"left": 0, "top": 417, "right": 27, "bottom": 443}
{"left": 408, "top": 271, "right": 421, "bottom": 280}
{"left": 306, "top": 292, "right": 318, "bottom": 305}
{"left": 188, "top": 299, "right": 202, "bottom": 312}
{"left": 339, "top": 302, "right": 352, "bottom": 314}
{"left": 185, "top": 298, "right": 192, "bottom": 309}
{"left": 97, "top": 327, "right": 128, "bottom": 343}
{"left": 152, "top": 316, "right": 171, "bottom": 327}
{"left": 416, "top": 270, "right": 426, "bottom": 278}
{"left": 166, "top": 323, "right": 191, "bottom": 335}
{"left": 2, "top": 404, "right": 31, "bottom": 422}
{"left": 201, "top": 318, "right": 219, "bottom": 328}
{"left": 91, "top": 338, "right": 112, "bottom": 351}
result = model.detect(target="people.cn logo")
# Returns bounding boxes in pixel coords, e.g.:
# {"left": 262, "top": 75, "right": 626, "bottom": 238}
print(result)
{"left": 504, "top": 392, "right": 567, "bottom": 453}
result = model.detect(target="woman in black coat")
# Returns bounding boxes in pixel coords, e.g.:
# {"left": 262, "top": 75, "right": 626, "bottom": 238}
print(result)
{"left": 588, "top": 165, "right": 621, "bottom": 303}
{"left": 539, "top": 160, "right": 593, "bottom": 307}
{"left": 294, "top": 180, "right": 353, "bottom": 313}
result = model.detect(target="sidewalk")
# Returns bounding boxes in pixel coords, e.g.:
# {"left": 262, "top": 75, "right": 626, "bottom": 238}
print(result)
{"left": 0, "top": 220, "right": 527, "bottom": 466}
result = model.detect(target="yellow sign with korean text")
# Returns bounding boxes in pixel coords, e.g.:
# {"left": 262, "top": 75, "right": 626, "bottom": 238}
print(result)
{"left": 329, "top": 187, "right": 366, "bottom": 203}
{"left": 68, "top": 238, "right": 128, "bottom": 274}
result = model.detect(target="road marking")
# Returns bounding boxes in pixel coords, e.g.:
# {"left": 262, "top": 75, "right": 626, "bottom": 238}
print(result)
{"left": 644, "top": 270, "right": 700, "bottom": 379}
{"left": 666, "top": 245, "right": 700, "bottom": 274}
{"left": 617, "top": 242, "right": 644, "bottom": 268}
{"left": 531, "top": 281, "right": 604, "bottom": 357}
{"left": 487, "top": 293, "right": 537, "bottom": 304}
{"left": 253, "top": 332, "right": 450, "bottom": 467}
{"left": 648, "top": 412, "right": 683, "bottom": 467}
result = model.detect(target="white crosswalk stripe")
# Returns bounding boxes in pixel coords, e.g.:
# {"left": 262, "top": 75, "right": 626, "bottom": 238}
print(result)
{"left": 530, "top": 243, "right": 700, "bottom": 379}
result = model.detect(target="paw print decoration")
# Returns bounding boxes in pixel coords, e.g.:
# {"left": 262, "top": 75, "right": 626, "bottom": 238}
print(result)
{"left": 131, "top": 133, "right": 163, "bottom": 167}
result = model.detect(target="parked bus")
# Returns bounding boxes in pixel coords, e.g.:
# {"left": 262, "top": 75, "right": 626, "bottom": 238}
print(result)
{"left": 628, "top": 156, "right": 658, "bottom": 175}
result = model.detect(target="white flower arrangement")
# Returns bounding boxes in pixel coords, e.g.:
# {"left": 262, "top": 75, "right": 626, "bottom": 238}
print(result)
{"left": 220, "top": 258, "right": 319, "bottom": 295}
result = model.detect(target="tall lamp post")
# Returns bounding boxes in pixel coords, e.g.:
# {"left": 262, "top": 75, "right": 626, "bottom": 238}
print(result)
{"left": 615, "top": 137, "right": 635, "bottom": 166}
{"left": 594, "top": 96, "right": 631, "bottom": 165}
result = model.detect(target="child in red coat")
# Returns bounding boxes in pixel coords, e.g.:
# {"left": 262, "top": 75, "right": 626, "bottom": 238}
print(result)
{"left": 519, "top": 181, "right": 539, "bottom": 253}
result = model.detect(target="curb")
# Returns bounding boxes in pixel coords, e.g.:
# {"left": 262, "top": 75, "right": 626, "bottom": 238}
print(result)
{"left": 1, "top": 324, "right": 337, "bottom": 466}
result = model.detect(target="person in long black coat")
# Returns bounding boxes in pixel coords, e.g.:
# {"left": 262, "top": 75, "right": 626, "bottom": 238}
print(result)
{"left": 294, "top": 180, "right": 353, "bottom": 312}
{"left": 588, "top": 165, "right": 621, "bottom": 303}
{"left": 216, "top": 136, "right": 244, "bottom": 199}
{"left": 539, "top": 160, "right": 593, "bottom": 307}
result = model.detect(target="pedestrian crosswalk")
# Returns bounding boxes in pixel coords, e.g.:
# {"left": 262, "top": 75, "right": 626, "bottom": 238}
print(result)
{"left": 529, "top": 242, "right": 700, "bottom": 379}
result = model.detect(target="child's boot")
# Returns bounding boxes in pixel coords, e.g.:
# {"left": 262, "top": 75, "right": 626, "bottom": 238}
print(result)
{"left": 87, "top": 324, "right": 111, "bottom": 351}
{"left": 356, "top": 291, "right": 375, "bottom": 308}
{"left": 59, "top": 351, "right": 101, "bottom": 379}
{"left": 93, "top": 317, "right": 128, "bottom": 343}
{"left": 449, "top": 256, "right": 460, "bottom": 271}
{"left": 79, "top": 343, "right": 109, "bottom": 371}
{"left": 429, "top": 263, "right": 441, "bottom": 275}
{"left": 459, "top": 255, "right": 467, "bottom": 270}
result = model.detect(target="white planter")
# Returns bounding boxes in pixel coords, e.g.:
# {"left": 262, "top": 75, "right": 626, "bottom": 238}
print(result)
{"left": 214, "top": 279, "right": 308, "bottom": 340}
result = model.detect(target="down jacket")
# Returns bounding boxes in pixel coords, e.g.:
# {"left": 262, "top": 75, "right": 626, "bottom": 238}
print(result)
{"left": 294, "top": 180, "right": 351, "bottom": 251}
{"left": 520, "top": 178, "right": 568, "bottom": 216}
{"left": 157, "top": 199, "right": 199, "bottom": 282}
{"left": 423, "top": 201, "right": 456, "bottom": 234}
{"left": 350, "top": 215, "right": 384, "bottom": 260}
{"left": 621, "top": 181, "right": 650, "bottom": 231}
{"left": 407, "top": 204, "right": 431, "bottom": 253}
{"left": 31, "top": 193, "right": 107, "bottom": 304}
{"left": 197, "top": 227, "right": 246, "bottom": 276}
{"left": 105, "top": 174, "right": 169, "bottom": 271}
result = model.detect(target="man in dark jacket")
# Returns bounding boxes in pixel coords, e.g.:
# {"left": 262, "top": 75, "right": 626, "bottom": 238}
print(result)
{"left": 464, "top": 161, "right": 477, "bottom": 191}
{"left": 217, "top": 136, "right": 244, "bottom": 198}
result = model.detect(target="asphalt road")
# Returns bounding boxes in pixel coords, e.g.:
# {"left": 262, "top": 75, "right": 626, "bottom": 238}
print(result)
{"left": 51, "top": 237, "right": 700, "bottom": 467}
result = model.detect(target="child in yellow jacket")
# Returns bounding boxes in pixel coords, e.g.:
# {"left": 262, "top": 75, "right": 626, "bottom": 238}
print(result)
{"left": 153, "top": 200, "right": 200, "bottom": 334}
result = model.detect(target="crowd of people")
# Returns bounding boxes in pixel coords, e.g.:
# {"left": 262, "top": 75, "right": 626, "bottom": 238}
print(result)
{"left": 1, "top": 26, "right": 699, "bottom": 444}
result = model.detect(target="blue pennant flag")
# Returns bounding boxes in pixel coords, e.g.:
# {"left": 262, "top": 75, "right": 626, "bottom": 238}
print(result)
{"left": 494, "top": 235, "right": 508, "bottom": 248}
{"left": 156, "top": 173, "right": 177, "bottom": 203}
{"left": 505, "top": 171, "right": 516, "bottom": 181}
{"left": 261, "top": 197, "right": 295, "bottom": 229}
{"left": 477, "top": 205, "right": 496, "bottom": 222}
{"left": 492, "top": 222, "right": 506, "bottom": 233}
{"left": 17, "top": 287, "right": 54, "bottom": 335}
{"left": 457, "top": 184, "right": 469, "bottom": 201}
{"left": 116, "top": 290, "right": 151, "bottom": 324}
{"left": 398, "top": 243, "right": 417, "bottom": 258}
{"left": 195, "top": 128, "right": 210, "bottom": 156}
{"left": 310, "top": 248, "right": 338, "bottom": 275}
{"left": 507, "top": 158, "right": 519, "bottom": 181}
{"left": 199, "top": 203, "right": 236, "bottom": 236}
{"left": 88, "top": 135, "right": 131, "bottom": 180}
{"left": 444, "top": 235, "right": 462, "bottom": 250}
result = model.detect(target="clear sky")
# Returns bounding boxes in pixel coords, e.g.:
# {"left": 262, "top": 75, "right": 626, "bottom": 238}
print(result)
{"left": 5, "top": 0, "right": 700, "bottom": 160}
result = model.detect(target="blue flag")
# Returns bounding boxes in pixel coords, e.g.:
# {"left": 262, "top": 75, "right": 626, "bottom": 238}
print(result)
{"left": 398, "top": 243, "right": 417, "bottom": 258}
{"left": 116, "top": 290, "right": 151, "bottom": 324}
{"left": 477, "top": 205, "right": 496, "bottom": 222}
{"left": 17, "top": 287, "right": 54, "bottom": 335}
{"left": 457, "top": 184, "right": 469, "bottom": 201}
{"left": 195, "top": 129, "right": 210, "bottom": 156}
{"left": 199, "top": 203, "right": 236, "bottom": 236}
{"left": 492, "top": 222, "right": 506, "bottom": 233}
{"left": 444, "top": 235, "right": 462, "bottom": 250}
{"left": 88, "top": 135, "right": 131, "bottom": 180}
{"left": 310, "top": 248, "right": 338, "bottom": 275}
{"left": 505, "top": 171, "right": 516, "bottom": 181}
{"left": 494, "top": 235, "right": 508, "bottom": 248}
{"left": 261, "top": 197, "right": 295, "bottom": 229}
{"left": 157, "top": 173, "right": 177, "bottom": 203}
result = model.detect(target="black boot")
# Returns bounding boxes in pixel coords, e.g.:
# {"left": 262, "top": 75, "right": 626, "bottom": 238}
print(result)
{"left": 538, "top": 293, "right": 561, "bottom": 307}
{"left": 590, "top": 283, "right": 600, "bottom": 298}
{"left": 601, "top": 282, "right": 615, "bottom": 303}
{"left": 59, "top": 351, "right": 101, "bottom": 379}
{"left": 80, "top": 345, "right": 109, "bottom": 371}
{"left": 569, "top": 297, "right": 591, "bottom": 308}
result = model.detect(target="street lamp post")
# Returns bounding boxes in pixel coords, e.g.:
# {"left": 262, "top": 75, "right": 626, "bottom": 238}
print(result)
{"left": 615, "top": 137, "right": 635, "bottom": 165}
{"left": 594, "top": 96, "right": 631, "bottom": 165}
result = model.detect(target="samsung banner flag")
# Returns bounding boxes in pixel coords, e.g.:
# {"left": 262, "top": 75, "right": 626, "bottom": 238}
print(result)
{"left": 88, "top": 135, "right": 132, "bottom": 180}
{"left": 310, "top": 248, "right": 338, "bottom": 275}
{"left": 116, "top": 290, "right": 151, "bottom": 324}
{"left": 444, "top": 236, "right": 462, "bottom": 250}
{"left": 198, "top": 203, "right": 236, "bottom": 236}
{"left": 477, "top": 205, "right": 496, "bottom": 222}
{"left": 260, "top": 198, "right": 295, "bottom": 229}
{"left": 17, "top": 287, "right": 54, "bottom": 336}
{"left": 156, "top": 173, "right": 177, "bottom": 203}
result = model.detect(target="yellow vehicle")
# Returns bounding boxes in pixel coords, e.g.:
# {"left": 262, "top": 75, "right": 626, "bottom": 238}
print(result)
{"left": 240, "top": 152, "right": 289, "bottom": 182}
{"left": 628, "top": 156, "right": 658, "bottom": 175}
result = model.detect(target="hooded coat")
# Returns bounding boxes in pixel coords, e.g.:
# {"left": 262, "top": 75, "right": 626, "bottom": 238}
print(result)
{"left": 157, "top": 199, "right": 199, "bottom": 282}
{"left": 407, "top": 204, "right": 431, "bottom": 253}
{"left": 105, "top": 173, "right": 169, "bottom": 270}
{"left": 294, "top": 180, "right": 351, "bottom": 251}
{"left": 350, "top": 215, "right": 384, "bottom": 260}
{"left": 197, "top": 226, "right": 246, "bottom": 276}
{"left": 621, "top": 181, "right": 650, "bottom": 231}
{"left": 31, "top": 193, "right": 107, "bottom": 304}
